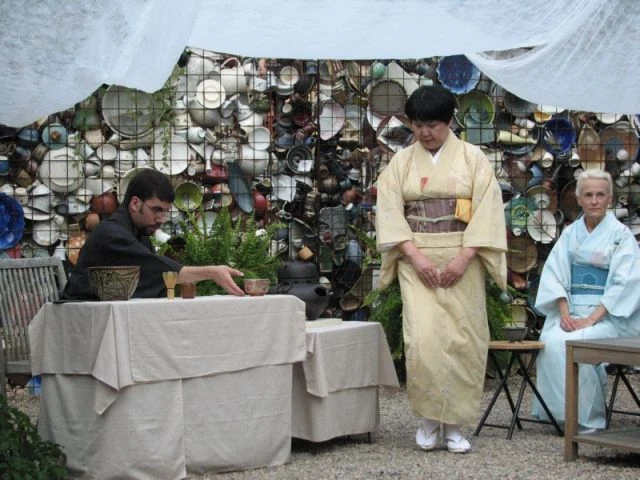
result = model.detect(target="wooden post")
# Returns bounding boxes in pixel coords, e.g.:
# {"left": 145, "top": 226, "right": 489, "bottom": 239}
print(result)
{"left": 564, "top": 343, "right": 579, "bottom": 460}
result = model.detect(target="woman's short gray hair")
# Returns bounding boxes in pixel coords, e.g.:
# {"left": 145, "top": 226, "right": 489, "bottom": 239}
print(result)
{"left": 576, "top": 169, "right": 612, "bottom": 197}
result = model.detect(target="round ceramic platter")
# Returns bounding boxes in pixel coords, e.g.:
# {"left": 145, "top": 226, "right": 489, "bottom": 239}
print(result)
{"left": 39, "top": 147, "right": 84, "bottom": 193}
{"left": 247, "top": 126, "right": 271, "bottom": 151}
{"left": 32, "top": 221, "right": 60, "bottom": 247}
{"left": 600, "top": 122, "right": 639, "bottom": 162}
{"left": 504, "top": 196, "right": 537, "bottom": 232}
{"left": 151, "top": 135, "right": 191, "bottom": 175}
{"left": 526, "top": 209, "right": 557, "bottom": 244}
{"left": 195, "top": 79, "right": 226, "bottom": 109}
{"left": 455, "top": 90, "right": 495, "bottom": 125}
{"left": 368, "top": 80, "right": 406, "bottom": 117}
{"left": 102, "top": 85, "right": 157, "bottom": 138}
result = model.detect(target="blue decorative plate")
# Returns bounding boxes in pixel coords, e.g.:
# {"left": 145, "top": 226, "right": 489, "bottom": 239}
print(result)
{"left": 0, "top": 193, "right": 25, "bottom": 250}
{"left": 436, "top": 55, "right": 481, "bottom": 95}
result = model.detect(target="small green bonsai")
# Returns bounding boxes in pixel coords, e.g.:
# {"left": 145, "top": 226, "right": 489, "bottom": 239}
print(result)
{"left": 0, "top": 394, "right": 67, "bottom": 479}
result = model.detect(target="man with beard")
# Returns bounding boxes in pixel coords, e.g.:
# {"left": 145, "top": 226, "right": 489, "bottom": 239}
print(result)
{"left": 61, "top": 168, "right": 244, "bottom": 300}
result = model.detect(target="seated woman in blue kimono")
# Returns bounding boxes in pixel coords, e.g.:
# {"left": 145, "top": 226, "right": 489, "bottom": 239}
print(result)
{"left": 532, "top": 169, "right": 640, "bottom": 432}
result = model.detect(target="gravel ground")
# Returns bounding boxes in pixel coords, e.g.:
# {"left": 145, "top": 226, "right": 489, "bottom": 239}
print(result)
{"left": 7, "top": 374, "right": 640, "bottom": 480}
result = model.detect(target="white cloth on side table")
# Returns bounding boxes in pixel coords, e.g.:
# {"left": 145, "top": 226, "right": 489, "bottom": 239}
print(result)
{"left": 292, "top": 321, "right": 400, "bottom": 442}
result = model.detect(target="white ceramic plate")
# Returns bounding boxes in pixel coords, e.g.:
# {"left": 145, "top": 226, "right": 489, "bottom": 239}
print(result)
{"left": 102, "top": 85, "right": 157, "bottom": 138}
{"left": 151, "top": 135, "right": 192, "bottom": 175}
{"left": 32, "top": 221, "right": 60, "bottom": 246}
{"left": 526, "top": 209, "right": 558, "bottom": 244}
{"left": 247, "top": 126, "right": 271, "bottom": 151}
{"left": 39, "top": 147, "right": 84, "bottom": 193}
{"left": 195, "top": 79, "right": 226, "bottom": 109}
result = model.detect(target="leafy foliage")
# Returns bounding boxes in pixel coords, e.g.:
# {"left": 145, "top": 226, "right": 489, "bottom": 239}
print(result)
{"left": 0, "top": 394, "right": 67, "bottom": 479}
{"left": 363, "top": 279, "right": 403, "bottom": 360}
{"left": 158, "top": 207, "right": 282, "bottom": 295}
{"left": 364, "top": 274, "right": 526, "bottom": 377}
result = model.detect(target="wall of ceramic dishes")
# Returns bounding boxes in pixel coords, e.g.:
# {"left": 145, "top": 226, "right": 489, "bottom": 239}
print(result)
{"left": 1, "top": 49, "right": 639, "bottom": 320}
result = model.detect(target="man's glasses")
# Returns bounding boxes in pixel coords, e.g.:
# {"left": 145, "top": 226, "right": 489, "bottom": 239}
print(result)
{"left": 142, "top": 201, "right": 171, "bottom": 219}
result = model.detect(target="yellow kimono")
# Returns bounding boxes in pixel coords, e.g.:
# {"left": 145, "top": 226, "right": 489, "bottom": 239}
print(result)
{"left": 375, "top": 132, "right": 507, "bottom": 425}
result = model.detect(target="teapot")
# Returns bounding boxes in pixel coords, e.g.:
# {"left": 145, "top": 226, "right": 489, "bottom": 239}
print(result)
{"left": 270, "top": 260, "right": 332, "bottom": 320}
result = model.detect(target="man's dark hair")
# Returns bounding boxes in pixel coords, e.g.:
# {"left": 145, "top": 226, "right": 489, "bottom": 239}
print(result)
{"left": 123, "top": 168, "right": 175, "bottom": 206}
{"left": 405, "top": 85, "right": 456, "bottom": 123}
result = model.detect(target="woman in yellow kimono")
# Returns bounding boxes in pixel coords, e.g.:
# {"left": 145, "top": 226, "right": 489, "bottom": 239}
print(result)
{"left": 376, "top": 85, "right": 507, "bottom": 453}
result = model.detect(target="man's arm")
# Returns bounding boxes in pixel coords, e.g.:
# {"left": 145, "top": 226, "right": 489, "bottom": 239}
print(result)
{"left": 177, "top": 265, "right": 245, "bottom": 296}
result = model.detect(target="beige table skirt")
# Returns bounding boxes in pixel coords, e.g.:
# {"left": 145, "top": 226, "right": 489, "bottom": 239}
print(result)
{"left": 29, "top": 295, "right": 307, "bottom": 479}
{"left": 292, "top": 321, "right": 400, "bottom": 442}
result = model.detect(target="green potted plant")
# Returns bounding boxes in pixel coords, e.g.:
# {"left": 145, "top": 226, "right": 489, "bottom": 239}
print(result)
{"left": 157, "top": 207, "right": 283, "bottom": 296}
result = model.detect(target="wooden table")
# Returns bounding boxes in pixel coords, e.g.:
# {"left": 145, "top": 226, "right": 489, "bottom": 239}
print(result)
{"left": 475, "top": 340, "right": 562, "bottom": 439}
{"left": 565, "top": 337, "right": 640, "bottom": 461}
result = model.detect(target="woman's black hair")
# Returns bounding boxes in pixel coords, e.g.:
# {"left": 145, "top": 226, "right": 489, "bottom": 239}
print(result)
{"left": 404, "top": 85, "right": 456, "bottom": 123}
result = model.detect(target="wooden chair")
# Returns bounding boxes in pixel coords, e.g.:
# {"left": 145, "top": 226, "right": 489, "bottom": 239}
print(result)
{"left": 0, "top": 257, "right": 67, "bottom": 394}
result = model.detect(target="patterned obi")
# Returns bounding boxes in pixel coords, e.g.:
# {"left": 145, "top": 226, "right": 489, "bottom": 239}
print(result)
{"left": 404, "top": 198, "right": 467, "bottom": 233}
{"left": 570, "top": 264, "right": 608, "bottom": 303}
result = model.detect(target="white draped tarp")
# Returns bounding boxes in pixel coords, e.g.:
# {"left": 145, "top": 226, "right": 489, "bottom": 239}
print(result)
{"left": 1, "top": 0, "right": 639, "bottom": 126}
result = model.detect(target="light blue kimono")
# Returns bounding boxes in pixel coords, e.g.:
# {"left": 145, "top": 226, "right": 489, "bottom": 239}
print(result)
{"left": 532, "top": 212, "right": 640, "bottom": 429}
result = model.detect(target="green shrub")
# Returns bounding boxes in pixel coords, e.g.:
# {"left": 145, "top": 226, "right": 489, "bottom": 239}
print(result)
{"left": 364, "top": 275, "right": 525, "bottom": 379}
{"left": 0, "top": 394, "right": 67, "bottom": 479}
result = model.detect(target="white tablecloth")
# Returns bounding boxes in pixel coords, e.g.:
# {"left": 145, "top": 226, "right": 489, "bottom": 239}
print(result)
{"left": 29, "top": 295, "right": 307, "bottom": 479}
{"left": 292, "top": 321, "right": 400, "bottom": 442}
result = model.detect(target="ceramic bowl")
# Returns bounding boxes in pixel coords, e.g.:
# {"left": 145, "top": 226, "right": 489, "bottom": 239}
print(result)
{"left": 88, "top": 266, "right": 141, "bottom": 301}
{"left": 541, "top": 118, "right": 576, "bottom": 155}
{"left": 436, "top": 55, "right": 481, "bottom": 95}
{"left": 244, "top": 278, "right": 270, "bottom": 296}
{"left": 502, "top": 326, "right": 529, "bottom": 343}
{"left": 173, "top": 181, "right": 203, "bottom": 212}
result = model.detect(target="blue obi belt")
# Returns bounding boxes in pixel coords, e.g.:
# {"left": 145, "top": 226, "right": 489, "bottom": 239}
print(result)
{"left": 570, "top": 264, "right": 608, "bottom": 302}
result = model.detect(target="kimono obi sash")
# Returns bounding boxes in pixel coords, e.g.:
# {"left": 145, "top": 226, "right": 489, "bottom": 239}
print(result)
{"left": 405, "top": 198, "right": 467, "bottom": 233}
{"left": 571, "top": 263, "right": 608, "bottom": 305}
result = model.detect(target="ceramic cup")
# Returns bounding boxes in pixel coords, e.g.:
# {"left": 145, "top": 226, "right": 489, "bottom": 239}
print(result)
{"left": 181, "top": 282, "right": 197, "bottom": 299}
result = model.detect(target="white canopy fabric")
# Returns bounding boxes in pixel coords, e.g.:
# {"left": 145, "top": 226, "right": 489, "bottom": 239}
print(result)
{"left": 1, "top": 0, "right": 638, "bottom": 127}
